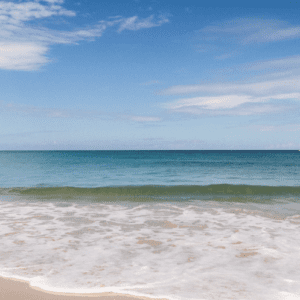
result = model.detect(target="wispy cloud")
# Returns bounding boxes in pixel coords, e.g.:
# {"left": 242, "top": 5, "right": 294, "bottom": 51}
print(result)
{"left": 0, "top": 0, "right": 75, "bottom": 24}
{"left": 0, "top": 0, "right": 170, "bottom": 70}
{"left": 201, "top": 18, "right": 300, "bottom": 43}
{"left": 162, "top": 79, "right": 300, "bottom": 116}
{"left": 164, "top": 96, "right": 298, "bottom": 116}
{"left": 242, "top": 21, "right": 300, "bottom": 44}
{"left": 117, "top": 15, "right": 169, "bottom": 32}
{"left": 161, "top": 54, "right": 300, "bottom": 98}
{"left": 195, "top": 18, "right": 300, "bottom": 57}
{"left": 246, "top": 55, "right": 300, "bottom": 73}
{"left": 161, "top": 78, "right": 300, "bottom": 97}
{"left": 161, "top": 53, "right": 300, "bottom": 116}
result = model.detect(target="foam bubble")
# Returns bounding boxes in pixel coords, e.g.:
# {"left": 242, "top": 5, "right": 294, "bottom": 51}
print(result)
{"left": 0, "top": 198, "right": 300, "bottom": 300}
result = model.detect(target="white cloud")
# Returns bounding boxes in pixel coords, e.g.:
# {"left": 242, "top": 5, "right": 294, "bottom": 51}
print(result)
{"left": 41, "top": 0, "right": 64, "bottom": 3}
{"left": 0, "top": 1, "right": 170, "bottom": 70}
{"left": 161, "top": 77, "right": 300, "bottom": 97}
{"left": 118, "top": 15, "right": 169, "bottom": 32}
{"left": 166, "top": 95, "right": 250, "bottom": 110}
{"left": 0, "top": 42, "right": 49, "bottom": 70}
{"left": 0, "top": 0, "right": 75, "bottom": 24}
{"left": 160, "top": 53, "right": 300, "bottom": 117}
{"left": 164, "top": 90, "right": 300, "bottom": 116}
{"left": 165, "top": 96, "right": 274, "bottom": 115}
{"left": 165, "top": 98, "right": 291, "bottom": 116}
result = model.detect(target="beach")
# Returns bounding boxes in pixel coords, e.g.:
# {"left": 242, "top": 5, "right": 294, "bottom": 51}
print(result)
{"left": 0, "top": 276, "right": 169, "bottom": 300}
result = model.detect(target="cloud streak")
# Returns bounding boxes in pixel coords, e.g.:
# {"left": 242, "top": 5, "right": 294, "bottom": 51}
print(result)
{"left": 0, "top": 0, "right": 169, "bottom": 70}
{"left": 161, "top": 53, "right": 300, "bottom": 116}
{"left": 201, "top": 18, "right": 300, "bottom": 44}
{"left": 165, "top": 96, "right": 297, "bottom": 116}
{"left": 162, "top": 79, "right": 300, "bottom": 116}
{"left": 117, "top": 15, "right": 169, "bottom": 32}
{"left": 195, "top": 18, "right": 300, "bottom": 58}
{"left": 161, "top": 78, "right": 300, "bottom": 97}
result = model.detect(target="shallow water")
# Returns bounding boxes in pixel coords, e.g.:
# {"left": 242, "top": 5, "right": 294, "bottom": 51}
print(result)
{"left": 1, "top": 194, "right": 300, "bottom": 300}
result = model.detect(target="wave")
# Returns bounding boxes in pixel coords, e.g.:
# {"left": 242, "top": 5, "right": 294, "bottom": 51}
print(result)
{"left": 3, "top": 184, "right": 300, "bottom": 199}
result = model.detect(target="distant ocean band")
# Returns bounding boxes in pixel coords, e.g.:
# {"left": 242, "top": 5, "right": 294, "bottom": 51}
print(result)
{"left": 0, "top": 150, "right": 299, "bottom": 188}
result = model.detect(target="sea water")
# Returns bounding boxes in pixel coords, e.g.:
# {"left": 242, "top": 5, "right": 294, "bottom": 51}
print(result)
{"left": 0, "top": 150, "right": 299, "bottom": 300}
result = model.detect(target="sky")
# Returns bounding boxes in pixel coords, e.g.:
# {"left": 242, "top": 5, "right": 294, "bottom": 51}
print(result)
{"left": 1, "top": 0, "right": 300, "bottom": 150}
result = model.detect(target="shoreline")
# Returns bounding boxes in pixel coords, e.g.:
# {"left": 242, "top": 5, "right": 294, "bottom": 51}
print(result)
{"left": 0, "top": 276, "right": 169, "bottom": 300}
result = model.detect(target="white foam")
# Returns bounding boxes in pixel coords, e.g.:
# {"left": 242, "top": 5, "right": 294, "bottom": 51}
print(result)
{"left": 0, "top": 199, "right": 300, "bottom": 300}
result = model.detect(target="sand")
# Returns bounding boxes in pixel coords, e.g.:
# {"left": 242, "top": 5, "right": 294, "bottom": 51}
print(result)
{"left": 0, "top": 276, "right": 168, "bottom": 300}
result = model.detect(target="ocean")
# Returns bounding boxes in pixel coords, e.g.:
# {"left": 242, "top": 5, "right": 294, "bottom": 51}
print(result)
{"left": 0, "top": 150, "right": 299, "bottom": 300}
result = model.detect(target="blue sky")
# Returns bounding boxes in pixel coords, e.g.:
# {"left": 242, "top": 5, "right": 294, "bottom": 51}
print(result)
{"left": 1, "top": 0, "right": 300, "bottom": 150}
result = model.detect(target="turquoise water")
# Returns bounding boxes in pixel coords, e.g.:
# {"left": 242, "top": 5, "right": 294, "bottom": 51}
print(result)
{"left": 1, "top": 151, "right": 300, "bottom": 300}
{"left": 0, "top": 150, "right": 299, "bottom": 187}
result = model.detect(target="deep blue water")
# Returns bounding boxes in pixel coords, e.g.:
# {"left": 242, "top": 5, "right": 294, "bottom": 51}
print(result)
{"left": 0, "top": 150, "right": 299, "bottom": 188}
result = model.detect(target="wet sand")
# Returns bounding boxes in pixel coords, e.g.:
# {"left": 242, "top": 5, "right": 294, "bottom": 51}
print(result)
{"left": 0, "top": 276, "right": 168, "bottom": 300}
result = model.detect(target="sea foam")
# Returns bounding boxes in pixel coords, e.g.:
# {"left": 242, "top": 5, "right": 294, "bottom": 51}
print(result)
{"left": 1, "top": 197, "right": 300, "bottom": 300}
